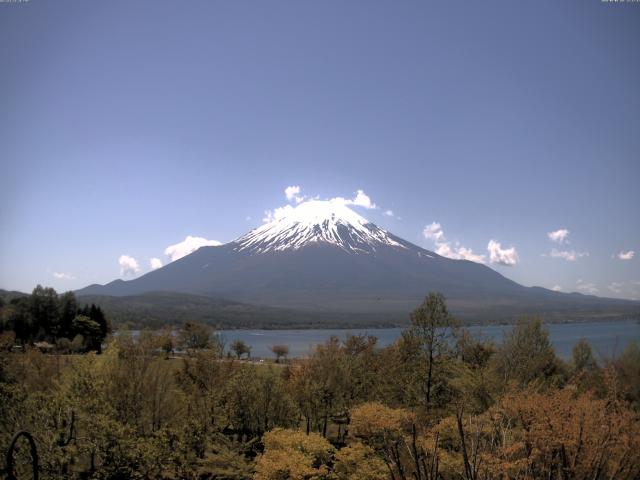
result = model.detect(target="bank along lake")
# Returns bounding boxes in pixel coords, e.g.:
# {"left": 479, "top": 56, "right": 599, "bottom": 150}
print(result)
{"left": 210, "top": 319, "right": 640, "bottom": 359}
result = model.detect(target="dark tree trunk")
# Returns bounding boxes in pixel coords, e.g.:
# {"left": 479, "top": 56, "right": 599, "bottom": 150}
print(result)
{"left": 426, "top": 346, "right": 434, "bottom": 405}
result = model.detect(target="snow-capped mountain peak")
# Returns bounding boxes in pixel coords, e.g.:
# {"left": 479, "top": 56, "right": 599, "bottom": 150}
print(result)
{"left": 234, "top": 200, "right": 406, "bottom": 254}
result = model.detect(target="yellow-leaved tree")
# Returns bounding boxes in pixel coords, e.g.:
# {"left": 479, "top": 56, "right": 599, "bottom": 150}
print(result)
{"left": 254, "top": 428, "right": 334, "bottom": 480}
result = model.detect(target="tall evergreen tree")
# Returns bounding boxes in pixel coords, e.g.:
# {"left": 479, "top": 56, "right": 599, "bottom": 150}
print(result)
{"left": 30, "top": 285, "right": 59, "bottom": 338}
{"left": 58, "top": 291, "right": 78, "bottom": 339}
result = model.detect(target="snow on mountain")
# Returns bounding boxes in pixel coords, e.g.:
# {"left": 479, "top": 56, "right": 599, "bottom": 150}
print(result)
{"left": 234, "top": 200, "right": 406, "bottom": 254}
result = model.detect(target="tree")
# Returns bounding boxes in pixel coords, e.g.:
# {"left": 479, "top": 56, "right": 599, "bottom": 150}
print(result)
{"left": 572, "top": 338, "right": 597, "bottom": 372}
{"left": 30, "top": 285, "right": 59, "bottom": 338}
{"left": 178, "top": 321, "right": 211, "bottom": 351}
{"left": 270, "top": 344, "right": 289, "bottom": 363}
{"left": 231, "top": 339, "right": 251, "bottom": 359}
{"left": 456, "top": 328, "right": 495, "bottom": 369}
{"left": 57, "top": 291, "right": 78, "bottom": 339}
{"left": 224, "top": 365, "right": 297, "bottom": 438}
{"left": 408, "top": 292, "right": 457, "bottom": 406}
{"left": 55, "top": 337, "right": 71, "bottom": 353}
{"left": 492, "top": 317, "right": 562, "bottom": 388}
{"left": 481, "top": 387, "right": 640, "bottom": 479}
{"left": 254, "top": 428, "right": 334, "bottom": 480}
{"left": 0, "top": 330, "right": 15, "bottom": 351}
{"left": 350, "top": 402, "right": 426, "bottom": 479}
{"left": 158, "top": 326, "right": 175, "bottom": 358}
{"left": 2, "top": 300, "right": 32, "bottom": 344}
{"left": 88, "top": 303, "right": 109, "bottom": 339}
{"left": 614, "top": 340, "right": 640, "bottom": 406}
{"left": 71, "top": 314, "right": 102, "bottom": 352}
{"left": 70, "top": 334, "right": 85, "bottom": 353}
{"left": 333, "top": 442, "right": 388, "bottom": 480}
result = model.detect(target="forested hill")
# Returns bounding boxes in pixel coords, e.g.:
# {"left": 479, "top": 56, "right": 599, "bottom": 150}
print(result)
{"left": 74, "top": 292, "right": 404, "bottom": 330}
{"left": 4, "top": 287, "right": 639, "bottom": 331}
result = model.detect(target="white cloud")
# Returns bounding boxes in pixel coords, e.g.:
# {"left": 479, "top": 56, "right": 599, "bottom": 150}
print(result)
{"left": 149, "top": 258, "right": 163, "bottom": 270}
{"left": 487, "top": 239, "right": 519, "bottom": 266}
{"left": 423, "top": 222, "right": 445, "bottom": 242}
{"left": 119, "top": 255, "right": 140, "bottom": 276}
{"left": 331, "top": 189, "right": 377, "bottom": 209}
{"left": 549, "top": 249, "right": 588, "bottom": 262}
{"left": 547, "top": 228, "right": 570, "bottom": 244}
{"left": 263, "top": 204, "right": 295, "bottom": 223}
{"left": 608, "top": 282, "right": 623, "bottom": 294}
{"left": 545, "top": 228, "right": 588, "bottom": 262}
{"left": 576, "top": 279, "right": 598, "bottom": 295}
{"left": 457, "top": 246, "right": 487, "bottom": 263}
{"left": 350, "top": 190, "right": 376, "bottom": 209}
{"left": 433, "top": 242, "right": 454, "bottom": 258}
{"left": 605, "top": 280, "right": 640, "bottom": 300}
{"left": 552, "top": 284, "right": 562, "bottom": 292}
{"left": 383, "top": 209, "right": 394, "bottom": 217}
{"left": 617, "top": 250, "right": 635, "bottom": 260}
{"left": 264, "top": 188, "right": 382, "bottom": 224}
{"left": 285, "top": 185, "right": 305, "bottom": 204}
{"left": 164, "top": 236, "right": 222, "bottom": 262}
{"left": 53, "top": 272, "right": 75, "bottom": 280}
{"left": 422, "top": 222, "right": 486, "bottom": 263}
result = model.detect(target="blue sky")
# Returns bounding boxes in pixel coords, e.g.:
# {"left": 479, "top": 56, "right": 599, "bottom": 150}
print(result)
{"left": 1, "top": 0, "right": 638, "bottom": 299}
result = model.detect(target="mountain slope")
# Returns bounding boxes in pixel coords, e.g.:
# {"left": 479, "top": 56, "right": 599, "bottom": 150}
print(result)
{"left": 76, "top": 201, "right": 640, "bottom": 323}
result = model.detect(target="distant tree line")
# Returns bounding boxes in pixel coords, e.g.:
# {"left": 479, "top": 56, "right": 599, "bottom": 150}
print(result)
{"left": 0, "top": 285, "right": 109, "bottom": 353}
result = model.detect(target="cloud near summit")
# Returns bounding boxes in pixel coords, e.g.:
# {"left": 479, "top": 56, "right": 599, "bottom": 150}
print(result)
{"left": 331, "top": 190, "right": 377, "bottom": 209}
{"left": 264, "top": 187, "right": 381, "bottom": 223}
{"left": 284, "top": 185, "right": 304, "bottom": 204}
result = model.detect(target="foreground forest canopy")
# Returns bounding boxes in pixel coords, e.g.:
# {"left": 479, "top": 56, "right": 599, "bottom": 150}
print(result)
{"left": 1, "top": 293, "right": 639, "bottom": 479}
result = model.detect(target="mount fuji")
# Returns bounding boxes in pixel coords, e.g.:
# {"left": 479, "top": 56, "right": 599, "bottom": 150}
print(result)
{"left": 77, "top": 201, "right": 639, "bottom": 324}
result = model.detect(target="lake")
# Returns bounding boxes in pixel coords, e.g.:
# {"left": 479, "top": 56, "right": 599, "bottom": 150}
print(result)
{"left": 215, "top": 319, "right": 640, "bottom": 359}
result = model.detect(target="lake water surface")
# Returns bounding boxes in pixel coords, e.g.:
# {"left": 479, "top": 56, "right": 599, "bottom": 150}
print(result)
{"left": 216, "top": 319, "right": 640, "bottom": 359}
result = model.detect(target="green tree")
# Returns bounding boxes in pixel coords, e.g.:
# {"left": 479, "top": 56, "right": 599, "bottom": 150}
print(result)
{"left": 231, "top": 339, "right": 251, "bottom": 359}
{"left": 70, "top": 333, "right": 85, "bottom": 352}
{"left": 179, "top": 321, "right": 212, "bottom": 351}
{"left": 225, "top": 365, "right": 297, "bottom": 438}
{"left": 572, "top": 338, "right": 597, "bottom": 372}
{"left": 89, "top": 303, "right": 109, "bottom": 340}
{"left": 492, "top": 317, "right": 563, "bottom": 388}
{"left": 408, "top": 292, "right": 458, "bottom": 406}
{"left": 71, "top": 314, "right": 102, "bottom": 352}
{"left": 57, "top": 291, "right": 78, "bottom": 339}
{"left": 2, "top": 300, "right": 32, "bottom": 343}
{"left": 30, "top": 285, "right": 60, "bottom": 338}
